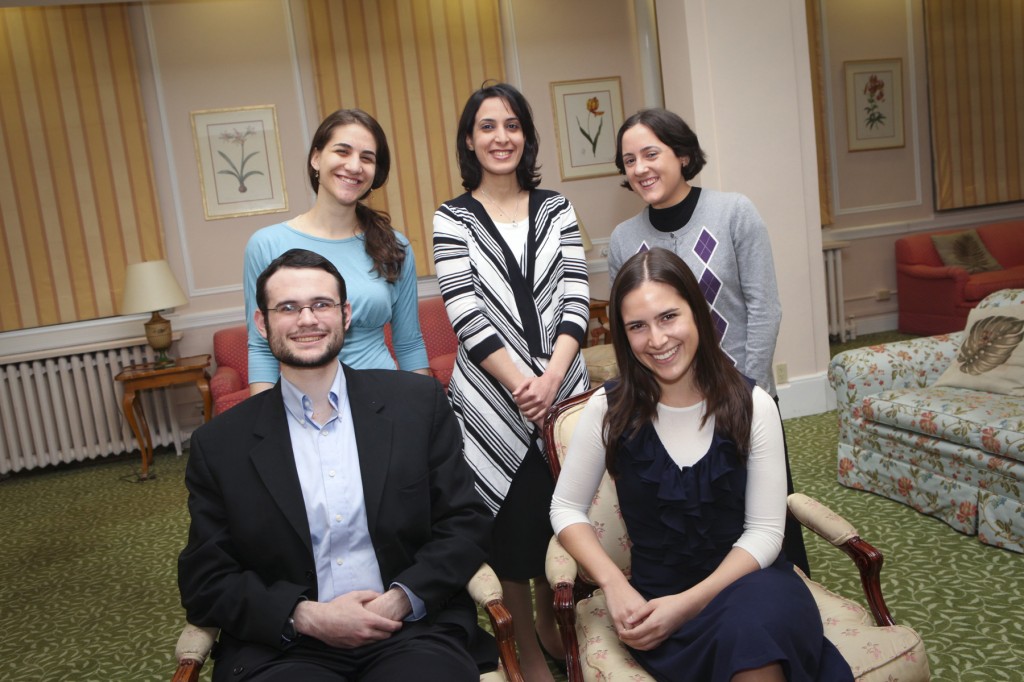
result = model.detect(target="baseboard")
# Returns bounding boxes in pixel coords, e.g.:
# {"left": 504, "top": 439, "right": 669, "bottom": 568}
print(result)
{"left": 845, "top": 312, "right": 899, "bottom": 337}
{"left": 776, "top": 370, "right": 835, "bottom": 419}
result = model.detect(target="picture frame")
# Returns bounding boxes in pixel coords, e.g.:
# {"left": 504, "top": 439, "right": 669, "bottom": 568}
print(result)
{"left": 844, "top": 59, "right": 905, "bottom": 152}
{"left": 550, "top": 77, "right": 625, "bottom": 180}
{"left": 190, "top": 105, "right": 288, "bottom": 219}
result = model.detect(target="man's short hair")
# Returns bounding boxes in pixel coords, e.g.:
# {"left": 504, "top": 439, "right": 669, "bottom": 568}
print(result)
{"left": 255, "top": 248, "right": 348, "bottom": 314}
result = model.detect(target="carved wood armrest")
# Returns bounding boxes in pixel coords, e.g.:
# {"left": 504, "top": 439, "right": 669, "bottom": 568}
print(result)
{"left": 788, "top": 493, "right": 896, "bottom": 627}
{"left": 172, "top": 624, "right": 218, "bottom": 682}
{"left": 468, "top": 563, "right": 524, "bottom": 682}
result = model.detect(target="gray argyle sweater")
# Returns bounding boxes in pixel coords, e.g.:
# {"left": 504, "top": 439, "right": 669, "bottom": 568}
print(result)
{"left": 608, "top": 189, "right": 782, "bottom": 395}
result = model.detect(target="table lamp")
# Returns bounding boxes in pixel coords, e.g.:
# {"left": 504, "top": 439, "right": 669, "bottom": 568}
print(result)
{"left": 120, "top": 260, "right": 188, "bottom": 367}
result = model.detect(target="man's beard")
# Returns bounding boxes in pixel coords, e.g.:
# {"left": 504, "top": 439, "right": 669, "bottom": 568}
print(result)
{"left": 266, "top": 324, "right": 345, "bottom": 369}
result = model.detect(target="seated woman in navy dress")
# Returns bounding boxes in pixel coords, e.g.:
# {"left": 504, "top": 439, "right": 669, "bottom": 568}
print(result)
{"left": 550, "top": 247, "right": 852, "bottom": 682}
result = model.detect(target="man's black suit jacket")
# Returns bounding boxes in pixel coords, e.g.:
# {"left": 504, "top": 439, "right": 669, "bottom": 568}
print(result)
{"left": 178, "top": 365, "right": 492, "bottom": 678}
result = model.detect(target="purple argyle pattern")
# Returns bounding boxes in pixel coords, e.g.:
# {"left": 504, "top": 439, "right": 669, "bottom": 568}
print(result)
{"left": 693, "top": 228, "right": 730, "bottom": 353}
{"left": 694, "top": 229, "right": 717, "bottom": 263}
{"left": 699, "top": 269, "right": 722, "bottom": 305}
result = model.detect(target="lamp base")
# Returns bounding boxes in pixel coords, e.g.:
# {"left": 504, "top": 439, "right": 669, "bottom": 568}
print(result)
{"left": 144, "top": 311, "right": 176, "bottom": 367}
{"left": 152, "top": 349, "right": 175, "bottom": 368}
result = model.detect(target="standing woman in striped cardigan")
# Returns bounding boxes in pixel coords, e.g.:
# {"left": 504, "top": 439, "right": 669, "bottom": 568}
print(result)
{"left": 433, "top": 82, "right": 591, "bottom": 682}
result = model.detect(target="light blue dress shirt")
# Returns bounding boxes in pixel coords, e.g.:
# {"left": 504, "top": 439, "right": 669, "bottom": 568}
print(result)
{"left": 280, "top": 364, "right": 425, "bottom": 619}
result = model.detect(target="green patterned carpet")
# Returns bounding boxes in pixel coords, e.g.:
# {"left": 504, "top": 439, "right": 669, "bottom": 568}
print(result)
{"left": 2, "top": 408, "right": 1022, "bottom": 680}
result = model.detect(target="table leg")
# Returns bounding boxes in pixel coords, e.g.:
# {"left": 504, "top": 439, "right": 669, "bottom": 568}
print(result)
{"left": 197, "top": 374, "right": 212, "bottom": 423}
{"left": 122, "top": 388, "right": 154, "bottom": 479}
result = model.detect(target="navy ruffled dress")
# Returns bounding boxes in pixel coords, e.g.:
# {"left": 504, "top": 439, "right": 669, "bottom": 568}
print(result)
{"left": 615, "top": 420, "right": 853, "bottom": 681}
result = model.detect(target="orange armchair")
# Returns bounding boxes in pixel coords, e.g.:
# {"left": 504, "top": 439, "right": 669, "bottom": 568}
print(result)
{"left": 384, "top": 295, "right": 458, "bottom": 390}
{"left": 210, "top": 326, "right": 250, "bottom": 416}
{"left": 418, "top": 295, "right": 458, "bottom": 390}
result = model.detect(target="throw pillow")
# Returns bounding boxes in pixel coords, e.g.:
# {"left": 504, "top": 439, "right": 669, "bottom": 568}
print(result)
{"left": 934, "top": 304, "right": 1024, "bottom": 396}
{"left": 931, "top": 230, "right": 1003, "bottom": 273}
{"left": 581, "top": 343, "right": 618, "bottom": 388}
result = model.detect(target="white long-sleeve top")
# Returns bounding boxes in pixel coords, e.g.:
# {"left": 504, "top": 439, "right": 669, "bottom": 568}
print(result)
{"left": 550, "top": 386, "right": 787, "bottom": 568}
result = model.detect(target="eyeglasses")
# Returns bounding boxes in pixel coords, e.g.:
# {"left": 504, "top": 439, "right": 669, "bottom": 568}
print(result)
{"left": 268, "top": 300, "right": 343, "bottom": 318}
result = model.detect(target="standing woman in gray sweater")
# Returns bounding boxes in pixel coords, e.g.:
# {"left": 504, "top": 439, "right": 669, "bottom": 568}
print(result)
{"left": 606, "top": 108, "right": 810, "bottom": 575}
{"left": 607, "top": 108, "right": 781, "bottom": 396}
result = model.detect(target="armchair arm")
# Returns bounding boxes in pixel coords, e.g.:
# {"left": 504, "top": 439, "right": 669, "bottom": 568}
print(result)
{"left": 827, "top": 332, "right": 962, "bottom": 409}
{"left": 545, "top": 535, "right": 586, "bottom": 682}
{"left": 210, "top": 367, "right": 244, "bottom": 397}
{"left": 172, "top": 624, "right": 218, "bottom": 682}
{"left": 897, "top": 262, "right": 971, "bottom": 283}
{"left": 787, "top": 493, "right": 896, "bottom": 627}
{"left": 467, "top": 564, "right": 524, "bottom": 682}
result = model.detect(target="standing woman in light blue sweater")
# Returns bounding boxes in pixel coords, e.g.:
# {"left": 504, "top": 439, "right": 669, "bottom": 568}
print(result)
{"left": 244, "top": 109, "right": 428, "bottom": 394}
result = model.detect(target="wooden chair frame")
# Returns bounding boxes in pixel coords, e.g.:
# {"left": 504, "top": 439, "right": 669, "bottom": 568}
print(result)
{"left": 172, "top": 563, "right": 524, "bottom": 682}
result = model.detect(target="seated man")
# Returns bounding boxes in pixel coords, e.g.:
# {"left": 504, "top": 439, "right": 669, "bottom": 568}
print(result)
{"left": 178, "top": 248, "right": 494, "bottom": 681}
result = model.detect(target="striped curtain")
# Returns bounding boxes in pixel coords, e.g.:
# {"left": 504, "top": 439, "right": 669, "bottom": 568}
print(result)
{"left": 924, "top": 0, "right": 1024, "bottom": 210}
{"left": 0, "top": 5, "right": 164, "bottom": 333}
{"left": 805, "top": 0, "right": 833, "bottom": 226}
{"left": 305, "top": 0, "right": 505, "bottom": 276}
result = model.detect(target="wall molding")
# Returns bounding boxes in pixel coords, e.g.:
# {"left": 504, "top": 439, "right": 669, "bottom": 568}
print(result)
{"left": 142, "top": 1, "right": 311, "bottom": 301}
{"left": 823, "top": 0, "right": 923, "bottom": 216}
{"left": 823, "top": 202, "right": 1024, "bottom": 241}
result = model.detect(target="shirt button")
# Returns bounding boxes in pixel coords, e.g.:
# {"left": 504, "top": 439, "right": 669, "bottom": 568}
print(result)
{"left": 336, "top": 558, "right": 344, "bottom": 566}
{"left": 335, "top": 514, "right": 343, "bottom": 522}
{"left": 329, "top": 470, "right": 336, "bottom": 477}
{"left": 321, "top": 431, "right": 328, "bottom": 437}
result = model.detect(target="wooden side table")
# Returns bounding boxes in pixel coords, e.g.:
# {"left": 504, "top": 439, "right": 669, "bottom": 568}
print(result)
{"left": 114, "top": 354, "right": 212, "bottom": 480}
{"left": 588, "top": 299, "right": 610, "bottom": 346}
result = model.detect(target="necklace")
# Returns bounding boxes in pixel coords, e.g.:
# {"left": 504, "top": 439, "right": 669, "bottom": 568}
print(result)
{"left": 478, "top": 188, "right": 522, "bottom": 229}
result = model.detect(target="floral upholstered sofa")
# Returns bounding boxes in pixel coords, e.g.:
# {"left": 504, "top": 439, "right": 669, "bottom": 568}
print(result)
{"left": 829, "top": 288, "right": 1024, "bottom": 553}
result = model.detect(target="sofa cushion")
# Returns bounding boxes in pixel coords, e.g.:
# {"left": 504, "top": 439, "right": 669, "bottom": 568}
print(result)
{"left": 861, "top": 385, "right": 1024, "bottom": 461}
{"left": 935, "top": 304, "right": 1024, "bottom": 396}
{"left": 932, "top": 229, "right": 1002, "bottom": 273}
{"left": 963, "top": 266, "right": 1024, "bottom": 302}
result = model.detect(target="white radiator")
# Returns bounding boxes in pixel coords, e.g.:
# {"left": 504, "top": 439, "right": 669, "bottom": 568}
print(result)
{"left": 822, "top": 241, "right": 854, "bottom": 342}
{"left": 0, "top": 340, "right": 179, "bottom": 474}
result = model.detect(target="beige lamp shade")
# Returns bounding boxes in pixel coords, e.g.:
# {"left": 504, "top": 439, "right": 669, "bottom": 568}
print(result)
{"left": 577, "top": 215, "right": 593, "bottom": 252}
{"left": 120, "top": 260, "right": 187, "bottom": 315}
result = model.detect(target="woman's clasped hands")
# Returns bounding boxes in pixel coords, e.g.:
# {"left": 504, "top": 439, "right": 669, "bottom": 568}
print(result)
{"left": 512, "top": 370, "right": 564, "bottom": 425}
{"left": 605, "top": 580, "right": 702, "bottom": 651}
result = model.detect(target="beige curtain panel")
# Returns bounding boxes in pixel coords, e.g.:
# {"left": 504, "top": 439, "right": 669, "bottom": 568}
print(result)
{"left": 0, "top": 4, "right": 164, "bottom": 333}
{"left": 924, "top": 0, "right": 1024, "bottom": 210}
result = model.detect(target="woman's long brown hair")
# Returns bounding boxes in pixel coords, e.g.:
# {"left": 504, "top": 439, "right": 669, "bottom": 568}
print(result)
{"left": 603, "top": 248, "right": 753, "bottom": 476}
{"left": 307, "top": 109, "right": 405, "bottom": 283}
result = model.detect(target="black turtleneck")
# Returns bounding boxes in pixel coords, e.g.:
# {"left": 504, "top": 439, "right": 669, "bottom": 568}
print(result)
{"left": 648, "top": 186, "right": 702, "bottom": 233}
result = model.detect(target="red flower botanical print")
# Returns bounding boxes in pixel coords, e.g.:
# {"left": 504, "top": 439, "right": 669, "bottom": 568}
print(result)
{"left": 862, "top": 74, "right": 887, "bottom": 129}
{"left": 918, "top": 412, "right": 938, "bottom": 435}
{"left": 839, "top": 458, "right": 855, "bottom": 477}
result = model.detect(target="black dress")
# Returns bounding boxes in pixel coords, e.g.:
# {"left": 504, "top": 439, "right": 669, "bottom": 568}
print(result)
{"left": 614, "top": 421, "right": 853, "bottom": 681}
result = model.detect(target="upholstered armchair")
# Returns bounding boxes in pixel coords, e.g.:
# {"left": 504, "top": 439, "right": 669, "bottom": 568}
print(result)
{"left": 417, "top": 295, "right": 458, "bottom": 390}
{"left": 210, "top": 326, "right": 249, "bottom": 416}
{"left": 381, "top": 295, "right": 458, "bottom": 390}
{"left": 542, "top": 391, "right": 929, "bottom": 682}
{"left": 173, "top": 563, "right": 523, "bottom": 682}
